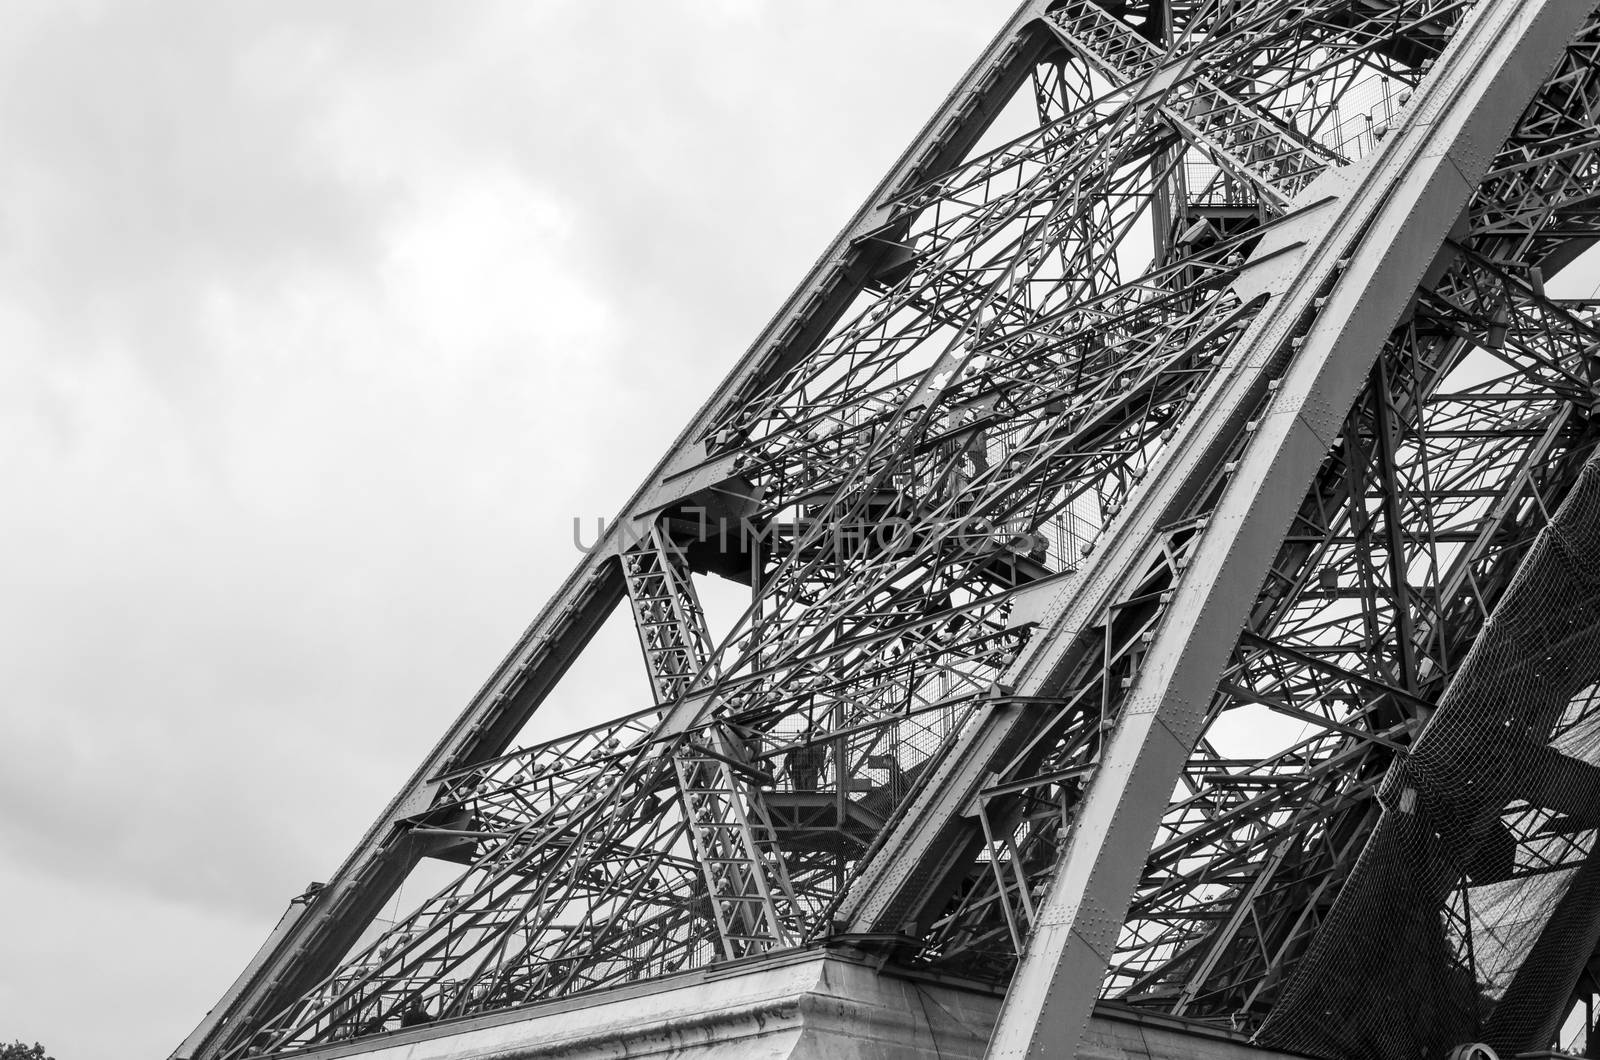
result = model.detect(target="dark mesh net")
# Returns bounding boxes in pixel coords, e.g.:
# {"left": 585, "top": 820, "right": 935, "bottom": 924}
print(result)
{"left": 1257, "top": 455, "right": 1600, "bottom": 1060}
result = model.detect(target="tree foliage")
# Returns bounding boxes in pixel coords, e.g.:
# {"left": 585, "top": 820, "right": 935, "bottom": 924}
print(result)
{"left": 1, "top": 1043, "right": 53, "bottom": 1060}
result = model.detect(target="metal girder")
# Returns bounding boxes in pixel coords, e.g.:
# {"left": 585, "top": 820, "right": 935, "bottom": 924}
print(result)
{"left": 621, "top": 520, "right": 798, "bottom": 959}
{"left": 1042, "top": 2, "right": 1339, "bottom": 205}
{"left": 622, "top": 523, "right": 717, "bottom": 705}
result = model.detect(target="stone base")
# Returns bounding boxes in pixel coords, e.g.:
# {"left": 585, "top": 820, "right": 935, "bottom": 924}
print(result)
{"left": 287, "top": 948, "right": 1295, "bottom": 1060}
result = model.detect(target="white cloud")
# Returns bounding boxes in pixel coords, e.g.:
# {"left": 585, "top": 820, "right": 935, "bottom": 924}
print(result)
{"left": 384, "top": 168, "right": 611, "bottom": 356}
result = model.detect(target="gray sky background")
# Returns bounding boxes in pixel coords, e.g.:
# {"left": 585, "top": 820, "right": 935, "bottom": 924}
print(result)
{"left": 0, "top": 2, "right": 1012, "bottom": 1056}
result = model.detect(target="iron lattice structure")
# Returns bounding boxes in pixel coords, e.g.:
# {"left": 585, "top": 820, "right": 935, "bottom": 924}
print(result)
{"left": 176, "top": 0, "right": 1600, "bottom": 1057}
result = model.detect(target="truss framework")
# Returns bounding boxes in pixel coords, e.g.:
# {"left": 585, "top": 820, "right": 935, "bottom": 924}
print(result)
{"left": 175, "top": 1, "right": 1600, "bottom": 1058}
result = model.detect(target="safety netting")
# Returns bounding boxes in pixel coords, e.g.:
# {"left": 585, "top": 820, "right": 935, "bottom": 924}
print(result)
{"left": 1257, "top": 453, "right": 1600, "bottom": 1060}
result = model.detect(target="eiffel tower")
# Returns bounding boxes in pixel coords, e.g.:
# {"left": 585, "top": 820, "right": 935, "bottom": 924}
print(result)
{"left": 176, "top": 0, "right": 1600, "bottom": 1057}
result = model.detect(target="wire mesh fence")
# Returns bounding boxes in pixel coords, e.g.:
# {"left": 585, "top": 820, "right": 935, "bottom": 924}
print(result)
{"left": 1258, "top": 454, "right": 1600, "bottom": 1059}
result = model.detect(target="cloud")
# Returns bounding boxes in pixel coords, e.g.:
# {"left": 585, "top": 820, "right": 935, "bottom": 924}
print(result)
{"left": 0, "top": 4, "right": 396, "bottom": 397}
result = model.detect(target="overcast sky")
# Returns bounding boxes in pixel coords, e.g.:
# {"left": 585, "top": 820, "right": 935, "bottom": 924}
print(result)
{"left": 0, "top": 2, "right": 1014, "bottom": 1057}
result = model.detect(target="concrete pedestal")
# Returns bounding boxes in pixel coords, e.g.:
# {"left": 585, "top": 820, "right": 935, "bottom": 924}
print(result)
{"left": 286, "top": 948, "right": 1296, "bottom": 1060}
